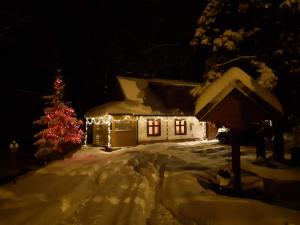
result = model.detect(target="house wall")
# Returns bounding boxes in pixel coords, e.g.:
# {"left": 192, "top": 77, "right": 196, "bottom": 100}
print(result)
{"left": 167, "top": 117, "right": 206, "bottom": 140}
{"left": 111, "top": 115, "right": 137, "bottom": 147}
{"left": 90, "top": 115, "right": 215, "bottom": 147}
{"left": 137, "top": 116, "right": 207, "bottom": 143}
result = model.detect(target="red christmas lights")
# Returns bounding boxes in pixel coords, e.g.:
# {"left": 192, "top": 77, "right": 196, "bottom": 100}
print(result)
{"left": 33, "top": 70, "right": 84, "bottom": 156}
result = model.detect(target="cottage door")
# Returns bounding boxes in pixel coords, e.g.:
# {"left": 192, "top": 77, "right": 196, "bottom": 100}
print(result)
{"left": 93, "top": 124, "right": 109, "bottom": 146}
{"left": 206, "top": 122, "right": 218, "bottom": 140}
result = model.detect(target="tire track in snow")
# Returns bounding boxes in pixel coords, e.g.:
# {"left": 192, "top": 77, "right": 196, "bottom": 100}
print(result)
{"left": 57, "top": 153, "right": 159, "bottom": 225}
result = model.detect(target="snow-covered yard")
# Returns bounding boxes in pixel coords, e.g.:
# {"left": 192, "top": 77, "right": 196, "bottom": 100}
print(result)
{"left": 0, "top": 141, "right": 300, "bottom": 225}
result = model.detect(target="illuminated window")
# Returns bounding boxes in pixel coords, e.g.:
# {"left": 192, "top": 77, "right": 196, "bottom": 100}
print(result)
{"left": 147, "top": 119, "right": 161, "bottom": 136}
{"left": 115, "top": 120, "right": 132, "bottom": 131}
{"left": 175, "top": 119, "right": 186, "bottom": 135}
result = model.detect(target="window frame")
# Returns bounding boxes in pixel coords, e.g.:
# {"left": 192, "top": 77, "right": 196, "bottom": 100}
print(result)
{"left": 147, "top": 119, "right": 161, "bottom": 136}
{"left": 174, "top": 119, "right": 187, "bottom": 135}
{"left": 114, "top": 120, "right": 132, "bottom": 131}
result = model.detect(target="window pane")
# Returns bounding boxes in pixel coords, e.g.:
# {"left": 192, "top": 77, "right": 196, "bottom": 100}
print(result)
{"left": 175, "top": 119, "right": 186, "bottom": 135}
{"left": 147, "top": 119, "right": 161, "bottom": 136}
{"left": 181, "top": 126, "right": 185, "bottom": 133}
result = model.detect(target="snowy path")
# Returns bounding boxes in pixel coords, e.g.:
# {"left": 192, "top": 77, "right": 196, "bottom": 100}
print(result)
{"left": 0, "top": 141, "right": 300, "bottom": 225}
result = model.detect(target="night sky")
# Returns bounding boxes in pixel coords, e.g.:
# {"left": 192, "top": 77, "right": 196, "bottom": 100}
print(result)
{"left": 0, "top": 0, "right": 203, "bottom": 148}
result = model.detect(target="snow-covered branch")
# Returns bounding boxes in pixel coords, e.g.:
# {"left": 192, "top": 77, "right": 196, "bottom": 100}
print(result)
{"left": 251, "top": 60, "right": 278, "bottom": 90}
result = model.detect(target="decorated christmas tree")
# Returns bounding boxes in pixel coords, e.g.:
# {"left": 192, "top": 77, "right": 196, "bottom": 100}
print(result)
{"left": 33, "top": 69, "right": 84, "bottom": 158}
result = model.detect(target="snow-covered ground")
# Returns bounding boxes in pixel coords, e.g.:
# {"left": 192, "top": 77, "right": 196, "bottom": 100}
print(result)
{"left": 0, "top": 141, "right": 300, "bottom": 225}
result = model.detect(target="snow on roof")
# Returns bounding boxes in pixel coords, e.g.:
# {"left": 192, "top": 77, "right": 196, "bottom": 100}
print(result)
{"left": 117, "top": 76, "right": 148, "bottom": 103}
{"left": 117, "top": 76, "right": 200, "bottom": 102}
{"left": 84, "top": 99, "right": 189, "bottom": 117}
{"left": 85, "top": 100, "right": 153, "bottom": 117}
{"left": 85, "top": 76, "right": 200, "bottom": 117}
{"left": 195, "top": 67, "right": 284, "bottom": 117}
{"left": 117, "top": 76, "right": 200, "bottom": 87}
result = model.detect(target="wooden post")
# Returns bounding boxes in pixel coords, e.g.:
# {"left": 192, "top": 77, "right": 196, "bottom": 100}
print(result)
{"left": 256, "top": 126, "right": 266, "bottom": 159}
{"left": 231, "top": 130, "right": 241, "bottom": 193}
{"left": 273, "top": 119, "right": 284, "bottom": 162}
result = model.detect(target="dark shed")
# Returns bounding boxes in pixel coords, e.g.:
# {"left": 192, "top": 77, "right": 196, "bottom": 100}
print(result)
{"left": 194, "top": 67, "right": 284, "bottom": 191}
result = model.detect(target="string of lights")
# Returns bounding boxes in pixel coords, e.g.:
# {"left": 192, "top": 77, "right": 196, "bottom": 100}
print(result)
{"left": 84, "top": 114, "right": 205, "bottom": 147}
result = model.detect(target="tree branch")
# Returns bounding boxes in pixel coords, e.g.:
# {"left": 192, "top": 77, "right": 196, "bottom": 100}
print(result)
{"left": 215, "top": 55, "right": 257, "bottom": 67}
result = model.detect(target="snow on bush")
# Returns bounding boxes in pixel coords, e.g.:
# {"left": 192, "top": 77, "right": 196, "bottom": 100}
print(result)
{"left": 251, "top": 60, "right": 278, "bottom": 90}
{"left": 213, "top": 28, "right": 260, "bottom": 51}
{"left": 190, "top": 82, "right": 210, "bottom": 97}
{"left": 280, "top": 0, "right": 300, "bottom": 12}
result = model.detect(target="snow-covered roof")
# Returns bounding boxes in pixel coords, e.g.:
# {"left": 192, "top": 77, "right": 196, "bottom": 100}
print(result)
{"left": 195, "top": 67, "right": 284, "bottom": 119}
{"left": 117, "top": 76, "right": 200, "bottom": 102}
{"left": 117, "top": 76, "right": 148, "bottom": 103}
{"left": 84, "top": 100, "right": 152, "bottom": 117}
{"left": 85, "top": 76, "right": 200, "bottom": 118}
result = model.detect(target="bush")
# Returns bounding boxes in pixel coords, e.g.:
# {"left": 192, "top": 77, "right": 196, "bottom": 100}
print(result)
{"left": 290, "top": 147, "right": 300, "bottom": 165}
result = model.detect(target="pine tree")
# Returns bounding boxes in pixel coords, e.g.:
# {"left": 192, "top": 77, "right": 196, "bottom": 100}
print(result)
{"left": 190, "top": 0, "right": 300, "bottom": 94}
{"left": 33, "top": 69, "right": 84, "bottom": 158}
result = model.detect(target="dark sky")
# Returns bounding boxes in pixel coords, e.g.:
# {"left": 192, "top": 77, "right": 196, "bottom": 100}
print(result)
{"left": 0, "top": 0, "right": 202, "bottom": 147}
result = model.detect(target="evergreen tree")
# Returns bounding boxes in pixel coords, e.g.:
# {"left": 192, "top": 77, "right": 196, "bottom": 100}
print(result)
{"left": 190, "top": 0, "right": 300, "bottom": 94}
{"left": 33, "top": 69, "right": 84, "bottom": 158}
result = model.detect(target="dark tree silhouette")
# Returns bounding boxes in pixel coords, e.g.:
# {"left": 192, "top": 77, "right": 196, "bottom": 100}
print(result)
{"left": 191, "top": 0, "right": 300, "bottom": 92}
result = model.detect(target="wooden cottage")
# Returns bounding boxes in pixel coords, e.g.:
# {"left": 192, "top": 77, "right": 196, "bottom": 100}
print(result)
{"left": 84, "top": 76, "right": 218, "bottom": 147}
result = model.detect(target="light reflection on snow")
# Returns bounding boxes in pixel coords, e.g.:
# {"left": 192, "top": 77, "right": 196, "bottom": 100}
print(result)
{"left": 124, "top": 197, "right": 131, "bottom": 204}
{"left": 100, "top": 173, "right": 107, "bottom": 182}
{"left": 61, "top": 198, "right": 70, "bottom": 212}
{"left": 134, "top": 196, "right": 145, "bottom": 214}
{"left": 0, "top": 188, "right": 15, "bottom": 199}
{"left": 92, "top": 196, "right": 103, "bottom": 203}
{"left": 120, "top": 184, "right": 129, "bottom": 190}
{"left": 176, "top": 139, "right": 219, "bottom": 146}
{"left": 106, "top": 196, "right": 120, "bottom": 205}
{"left": 131, "top": 183, "right": 138, "bottom": 190}
{"left": 138, "top": 182, "right": 147, "bottom": 189}
{"left": 1, "top": 141, "right": 300, "bottom": 225}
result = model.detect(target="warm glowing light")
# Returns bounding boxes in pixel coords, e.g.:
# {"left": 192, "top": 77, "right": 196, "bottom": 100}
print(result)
{"left": 34, "top": 71, "right": 84, "bottom": 153}
{"left": 86, "top": 116, "right": 111, "bottom": 125}
{"left": 85, "top": 114, "right": 208, "bottom": 147}
{"left": 107, "top": 115, "right": 112, "bottom": 148}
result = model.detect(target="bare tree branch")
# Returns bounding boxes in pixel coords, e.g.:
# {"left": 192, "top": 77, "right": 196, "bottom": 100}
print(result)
{"left": 215, "top": 55, "right": 256, "bottom": 67}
